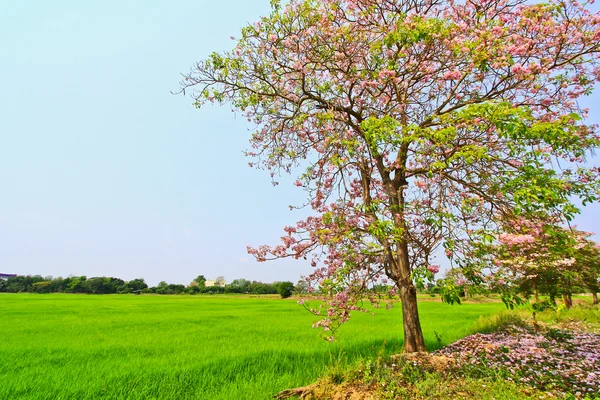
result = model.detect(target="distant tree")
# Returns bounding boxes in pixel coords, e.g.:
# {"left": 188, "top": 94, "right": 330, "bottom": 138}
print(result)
{"left": 247, "top": 281, "right": 278, "bottom": 295}
{"left": 194, "top": 275, "right": 207, "bottom": 288}
{"left": 276, "top": 281, "right": 295, "bottom": 298}
{"left": 215, "top": 276, "right": 226, "bottom": 287}
{"left": 82, "top": 277, "right": 125, "bottom": 294}
{"left": 84, "top": 277, "right": 106, "bottom": 294}
{"left": 3, "top": 275, "right": 44, "bottom": 292}
{"left": 228, "top": 278, "right": 251, "bottom": 293}
{"left": 31, "top": 281, "right": 52, "bottom": 294}
{"left": 294, "top": 279, "right": 309, "bottom": 295}
{"left": 443, "top": 268, "right": 473, "bottom": 299}
{"left": 155, "top": 281, "right": 171, "bottom": 294}
{"left": 126, "top": 278, "right": 148, "bottom": 293}
{"left": 571, "top": 232, "right": 600, "bottom": 304}
{"left": 203, "top": 285, "right": 225, "bottom": 294}
{"left": 168, "top": 284, "right": 186, "bottom": 294}
{"left": 67, "top": 276, "right": 88, "bottom": 293}
{"left": 49, "top": 277, "right": 68, "bottom": 293}
{"left": 186, "top": 285, "right": 201, "bottom": 294}
{"left": 485, "top": 221, "right": 598, "bottom": 308}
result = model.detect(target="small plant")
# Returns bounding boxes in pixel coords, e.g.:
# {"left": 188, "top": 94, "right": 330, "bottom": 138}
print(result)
{"left": 325, "top": 350, "right": 348, "bottom": 385}
{"left": 544, "top": 327, "right": 573, "bottom": 342}
{"left": 434, "top": 331, "right": 443, "bottom": 348}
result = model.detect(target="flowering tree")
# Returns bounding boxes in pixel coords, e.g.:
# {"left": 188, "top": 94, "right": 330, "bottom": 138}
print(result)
{"left": 487, "top": 220, "right": 581, "bottom": 306}
{"left": 573, "top": 231, "right": 600, "bottom": 304}
{"left": 489, "top": 223, "right": 600, "bottom": 307}
{"left": 181, "top": 0, "right": 600, "bottom": 352}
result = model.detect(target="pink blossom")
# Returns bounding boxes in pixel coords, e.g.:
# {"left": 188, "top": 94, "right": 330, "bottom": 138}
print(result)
{"left": 443, "top": 69, "right": 462, "bottom": 80}
{"left": 427, "top": 265, "right": 440, "bottom": 274}
{"left": 511, "top": 63, "right": 525, "bottom": 75}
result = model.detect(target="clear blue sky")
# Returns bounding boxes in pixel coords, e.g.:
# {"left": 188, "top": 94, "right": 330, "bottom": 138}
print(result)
{"left": 1, "top": 1, "right": 599, "bottom": 286}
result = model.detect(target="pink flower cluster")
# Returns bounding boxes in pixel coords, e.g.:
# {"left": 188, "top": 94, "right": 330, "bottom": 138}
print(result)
{"left": 498, "top": 233, "right": 536, "bottom": 246}
{"left": 427, "top": 265, "right": 440, "bottom": 274}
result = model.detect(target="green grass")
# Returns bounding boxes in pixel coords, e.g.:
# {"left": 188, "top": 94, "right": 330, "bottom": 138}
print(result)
{"left": 0, "top": 294, "right": 504, "bottom": 400}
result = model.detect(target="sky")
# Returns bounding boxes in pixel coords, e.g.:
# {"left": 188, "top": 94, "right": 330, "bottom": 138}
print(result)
{"left": 1, "top": 1, "right": 599, "bottom": 287}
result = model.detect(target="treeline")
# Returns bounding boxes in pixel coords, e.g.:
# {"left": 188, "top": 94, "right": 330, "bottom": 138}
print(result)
{"left": 0, "top": 275, "right": 297, "bottom": 298}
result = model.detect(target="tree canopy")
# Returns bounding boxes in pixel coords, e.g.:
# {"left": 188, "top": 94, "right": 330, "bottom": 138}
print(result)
{"left": 181, "top": 0, "right": 600, "bottom": 352}
{"left": 483, "top": 219, "right": 600, "bottom": 307}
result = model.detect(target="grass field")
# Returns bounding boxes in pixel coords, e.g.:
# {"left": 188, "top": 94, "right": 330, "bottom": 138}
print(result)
{"left": 0, "top": 294, "right": 505, "bottom": 400}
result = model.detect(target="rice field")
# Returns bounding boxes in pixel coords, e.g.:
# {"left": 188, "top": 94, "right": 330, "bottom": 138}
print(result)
{"left": 0, "top": 294, "right": 505, "bottom": 399}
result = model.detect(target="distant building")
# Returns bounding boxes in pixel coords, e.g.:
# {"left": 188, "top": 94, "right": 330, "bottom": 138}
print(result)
{"left": 205, "top": 277, "right": 226, "bottom": 287}
{"left": 0, "top": 273, "right": 17, "bottom": 280}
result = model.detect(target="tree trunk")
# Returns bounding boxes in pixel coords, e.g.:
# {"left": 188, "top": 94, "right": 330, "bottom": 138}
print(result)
{"left": 592, "top": 292, "right": 598, "bottom": 305}
{"left": 387, "top": 176, "right": 426, "bottom": 353}
{"left": 533, "top": 280, "right": 539, "bottom": 303}
{"left": 399, "top": 283, "right": 426, "bottom": 353}
{"left": 392, "top": 233, "right": 426, "bottom": 353}
{"left": 562, "top": 293, "right": 572, "bottom": 308}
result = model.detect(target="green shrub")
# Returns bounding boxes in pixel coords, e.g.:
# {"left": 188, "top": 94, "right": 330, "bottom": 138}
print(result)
{"left": 276, "top": 281, "right": 295, "bottom": 298}
{"left": 470, "top": 311, "right": 528, "bottom": 335}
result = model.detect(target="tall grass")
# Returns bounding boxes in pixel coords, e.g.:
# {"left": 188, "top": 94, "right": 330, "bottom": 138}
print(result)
{"left": 0, "top": 294, "right": 504, "bottom": 399}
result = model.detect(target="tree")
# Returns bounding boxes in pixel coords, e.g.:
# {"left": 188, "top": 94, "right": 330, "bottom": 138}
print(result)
{"left": 294, "top": 279, "right": 309, "bottom": 295}
{"left": 276, "top": 281, "right": 295, "bottom": 298}
{"left": 228, "top": 278, "right": 251, "bottom": 293}
{"left": 67, "top": 276, "right": 87, "bottom": 294}
{"left": 31, "top": 281, "right": 52, "bottom": 294}
{"left": 193, "top": 275, "right": 207, "bottom": 288}
{"left": 126, "top": 278, "right": 148, "bottom": 293}
{"left": 181, "top": 0, "right": 600, "bottom": 352}
{"left": 246, "top": 281, "right": 278, "bottom": 294}
{"left": 186, "top": 285, "right": 201, "bottom": 294}
{"left": 571, "top": 231, "right": 600, "bottom": 304}
{"left": 486, "top": 219, "right": 583, "bottom": 307}
{"left": 215, "top": 276, "right": 226, "bottom": 287}
{"left": 488, "top": 222, "right": 600, "bottom": 308}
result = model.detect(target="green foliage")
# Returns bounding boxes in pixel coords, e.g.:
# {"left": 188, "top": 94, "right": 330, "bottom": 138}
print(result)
{"left": 31, "top": 281, "right": 52, "bottom": 294}
{"left": 194, "top": 275, "right": 207, "bottom": 288}
{"left": 543, "top": 327, "right": 573, "bottom": 342}
{"left": 126, "top": 278, "right": 148, "bottom": 293}
{"left": 276, "top": 281, "right": 295, "bottom": 298}
{"left": 470, "top": 312, "right": 528, "bottom": 335}
{"left": 294, "top": 279, "right": 309, "bottom": 295}
{"left": 437, "top": 279, "right": 462, "bottom": 305}
{"left": 0, "top": 275, "right": 149, "bottom": 295}
{"left": 0, "top": 275, "right": 300, "bottom": 297}
{"left": 360, "top": 116, "right": 401, "bottom": 150}
{"left": 227, "top": 278, "right": 250, "bottom": 293}
{"left": 500, "top": 292, "right": 526, "bottom": 310}
{"left": 534, "top": 302, "right": 600, "bottom": 326}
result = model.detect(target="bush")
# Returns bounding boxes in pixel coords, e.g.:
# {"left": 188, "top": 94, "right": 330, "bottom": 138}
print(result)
{"left": 276, "top": 281, "right": 295, "bottom": 299}
{"left": 31, "top": 281, "right": 52, "bottom": 294}
{"left": 470, "top": 311, "right": 528, "bottom": 335}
